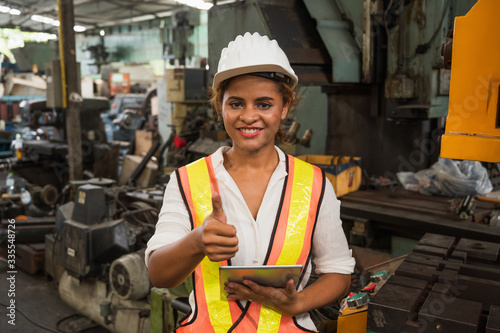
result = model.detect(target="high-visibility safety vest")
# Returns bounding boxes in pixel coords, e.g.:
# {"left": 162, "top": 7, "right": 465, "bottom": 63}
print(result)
{"left": 175, "top": 154, "right": 325, "bottom": 333}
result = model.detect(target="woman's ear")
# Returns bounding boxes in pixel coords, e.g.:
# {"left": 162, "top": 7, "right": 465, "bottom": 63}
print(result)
{"left": 281, "top": 100, "right": 291, "bottom": 120}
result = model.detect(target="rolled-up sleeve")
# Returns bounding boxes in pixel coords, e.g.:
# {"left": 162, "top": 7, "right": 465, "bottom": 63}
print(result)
{"left": 145, "top": 173, "right": 191, "bottom": 266}
{"left": 312, "top": 180, "right": 355, "bottom": 275}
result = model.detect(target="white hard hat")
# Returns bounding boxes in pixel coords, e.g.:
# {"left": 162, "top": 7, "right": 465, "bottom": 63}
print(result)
{"left": 213, "top": 32, "right": 298, "bottom": 89}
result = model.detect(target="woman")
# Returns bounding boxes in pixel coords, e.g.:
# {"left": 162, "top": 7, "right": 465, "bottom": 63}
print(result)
{"left": 147, "top": 32, "right": 355, "bottom": 332}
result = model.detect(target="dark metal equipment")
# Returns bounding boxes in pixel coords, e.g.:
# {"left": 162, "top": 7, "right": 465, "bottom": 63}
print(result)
{"left": 340, "top": 188, "right": 500, "bottom": 243}
{"left": 13, "top": 97, "right": 118, "bottom": 190}
{"left": 60, "top": 184, "right": 129, "bottom": 278}
{"left": 367, "top": 233, "right": 500, "bottom": 333}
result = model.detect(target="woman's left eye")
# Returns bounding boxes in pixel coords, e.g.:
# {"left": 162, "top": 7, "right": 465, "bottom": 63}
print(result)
{"left": 257, "top": 103, "right": 272, "bottom": 110}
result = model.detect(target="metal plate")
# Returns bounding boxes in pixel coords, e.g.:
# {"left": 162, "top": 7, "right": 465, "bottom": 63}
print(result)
{"left": 369, "top": 232, "right": 500, "bottom": 333}
{"left": 487, "top": 305, "right": 500, "bottom": 333}
{"left": 455, "top": 238, "right": 500, "bottom": 262}
{"left": 405, "top": 253, "right": 446, "bottom": 270}
{"left": 418, "top": 233, "right": 456, "bottom": 250}
{"left": 412, "top": 244, "right": 450, "bottom": 258}
{"left": 386, "top": 275, "right": 429, "bottom": 290}
{"left": 395, "top": 261, "right": 439, "bottom": 282}
{"left": 420, "top": 292, "right": 482, "bottom": 333}
{"left": 367, "top": 284, "right": 425, "bottom": 332}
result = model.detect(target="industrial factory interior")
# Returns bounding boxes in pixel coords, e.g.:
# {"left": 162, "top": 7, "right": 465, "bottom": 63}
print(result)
{"left": 0, "top": 0, "right": 499, "bottom": 332}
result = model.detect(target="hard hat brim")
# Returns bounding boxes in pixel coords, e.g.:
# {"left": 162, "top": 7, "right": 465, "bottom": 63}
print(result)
{"left": 213, "top": 64, "right": 298, "bottom": 90}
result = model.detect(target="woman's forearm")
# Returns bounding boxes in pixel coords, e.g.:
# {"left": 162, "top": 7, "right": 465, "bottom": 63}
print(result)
{"left": 274, "top": 273, "right": 351, "bottom": 317}
{"left": 147, "top": 228, "right": 205, "bottom": 288}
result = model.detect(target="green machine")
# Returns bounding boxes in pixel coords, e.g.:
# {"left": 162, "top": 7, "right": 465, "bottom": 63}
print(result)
{"left": 208, "top": 0, "right": 477, "bottom": 177}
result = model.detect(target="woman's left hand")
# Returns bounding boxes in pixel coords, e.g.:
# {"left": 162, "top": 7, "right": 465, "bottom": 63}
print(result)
{"left": 225, "top": 279, "right": 301, "bottom": 317}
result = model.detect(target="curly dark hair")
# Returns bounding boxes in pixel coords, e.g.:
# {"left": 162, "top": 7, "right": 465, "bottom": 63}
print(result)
{"left": 209, "top": 75, "right": 300, "bottom": 143}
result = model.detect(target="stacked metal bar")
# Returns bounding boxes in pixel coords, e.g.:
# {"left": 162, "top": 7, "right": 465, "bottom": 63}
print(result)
{"left": 367, "top": 233, "right": 500, "bottom": 333}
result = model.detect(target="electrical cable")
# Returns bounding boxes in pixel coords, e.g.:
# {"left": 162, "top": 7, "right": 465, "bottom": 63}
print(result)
{"left": 404, "top": 0, "right": 451, "bottom": 58}
{"left": 0, "top": 302, "right": 65, "bottom": 333}
{"left": 55, "top": 313, "right": 99, "bottom": 333}
{"left": 414, "top": 0, "right": 451, "bottom": 54}
{"left": 383, "top": 0, "right": 396, "bottom": 56}
{"left": 114, "top": 307, "right": 151, "bottom": 311}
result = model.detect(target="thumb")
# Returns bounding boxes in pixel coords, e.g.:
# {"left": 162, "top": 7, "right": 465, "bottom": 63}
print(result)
{"left": 211, "top": 192, "right": 227, "bottom": 223}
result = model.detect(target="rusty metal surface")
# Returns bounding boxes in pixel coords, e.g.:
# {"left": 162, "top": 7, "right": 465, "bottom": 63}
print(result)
{"left": 367, "top": 232, "right": 500, "bottom": 333}
{"left": 441, "top": 36, "right": 453, "bottom": 69}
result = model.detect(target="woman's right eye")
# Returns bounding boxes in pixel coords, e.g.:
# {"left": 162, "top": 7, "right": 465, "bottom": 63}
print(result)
{"left": 229, "top": 102, "right": 243, "bottom": 109}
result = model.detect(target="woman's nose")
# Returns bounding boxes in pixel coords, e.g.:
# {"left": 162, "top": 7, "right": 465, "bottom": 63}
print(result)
{"left": 239, "top": 106, "right": 259, "bottom": 123}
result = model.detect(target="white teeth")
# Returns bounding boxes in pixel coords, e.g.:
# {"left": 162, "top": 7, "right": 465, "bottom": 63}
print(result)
{"left": 240, "top": 128, "right": 259, "bottom": 134}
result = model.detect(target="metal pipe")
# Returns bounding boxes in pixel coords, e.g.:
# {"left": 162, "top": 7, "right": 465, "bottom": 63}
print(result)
{"left": 397, "top": 0, "right": 405, "bottom": 74}
{"left": 57, "top": 0, "right": 67, "bottom": 108}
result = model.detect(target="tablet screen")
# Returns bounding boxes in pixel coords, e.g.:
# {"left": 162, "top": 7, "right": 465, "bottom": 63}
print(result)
{"left": 219, "top": 265, "right": 303, "bottom": 300}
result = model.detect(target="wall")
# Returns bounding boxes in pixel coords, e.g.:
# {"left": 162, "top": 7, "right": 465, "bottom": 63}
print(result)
{"left": 75, "top": 11, "right": 209, "bottom": 77}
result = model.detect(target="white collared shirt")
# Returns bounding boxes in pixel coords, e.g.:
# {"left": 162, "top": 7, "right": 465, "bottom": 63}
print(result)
{"left": 146, "top": 146, "right": 355, "bottom": 330}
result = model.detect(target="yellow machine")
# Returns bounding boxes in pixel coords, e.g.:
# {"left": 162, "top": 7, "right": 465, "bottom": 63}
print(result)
{"left": 441, "top": 0, "right": 500, "bottom": 162}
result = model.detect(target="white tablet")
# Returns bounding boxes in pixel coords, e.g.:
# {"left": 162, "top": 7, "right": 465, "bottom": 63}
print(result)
{"left": 219, "top": 265, "right": 303, "bottom": 300}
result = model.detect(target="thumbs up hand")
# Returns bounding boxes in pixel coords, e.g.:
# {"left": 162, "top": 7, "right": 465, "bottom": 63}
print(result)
{"left": 199, "top": 193, "right": 239, "bottom": 262}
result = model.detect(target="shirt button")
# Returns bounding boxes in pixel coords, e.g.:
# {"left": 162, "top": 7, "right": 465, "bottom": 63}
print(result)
{"left": 253, "top": 259, "right": 258, "bottom": 264}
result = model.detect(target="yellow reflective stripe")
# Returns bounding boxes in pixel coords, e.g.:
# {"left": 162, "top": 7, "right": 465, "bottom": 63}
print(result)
{"left": 257, "top": 158, "right": 314, "bottom": 333}
{"left": 257, "top": 305, "right": 282, "bottom": 333}
{"left": 186, "top": 159, "right": 212, "bottom": 228}
{"left": 186, "top": 159, "right": 234, "bottom": 332}
{"left": 276, "top": 159, "right": 313, "bottom": 265}
{"left": 200, "top": 257, "right": 233, "bottom": 333}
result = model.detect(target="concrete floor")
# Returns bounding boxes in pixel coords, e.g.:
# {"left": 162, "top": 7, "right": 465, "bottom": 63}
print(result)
{"left": 0, "top": 265, "right": 108, "bottom": 333}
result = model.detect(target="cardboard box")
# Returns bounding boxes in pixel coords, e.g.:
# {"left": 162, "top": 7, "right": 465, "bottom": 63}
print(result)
{"left": 118, "top": 154, "right": 158, "bottom": 187}
{"left": 166, "top": 68, "right": 207, "bottom": 103}
{"left": 16, "top": 243, "right": 45, "bottom": 274}
{"left": 296, "top": 155, "right": 362, "bottom": 197}
{"left": 135, "top": 130, "right": 154, "bottom": 156}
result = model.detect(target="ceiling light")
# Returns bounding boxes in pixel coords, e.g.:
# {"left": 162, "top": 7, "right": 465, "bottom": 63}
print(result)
{"left": 74, "top": 25, "right": 86, "bottom": 32}
{"left": 31, "top": 15, "right": 43, "bottom": 22}
{"left": 130, "top": 14, "right": 156, "bottom": 22}
{"left": 100, "top": 29, "right": 105, "bottom": 36}
{"left": 0, "top": 5, "right": 22, "bottom": 15}
{"left": 176, "top": 0, "right": 213, "bottom": 11}
{"left": 31, "top": 15, "right": 55, "bottom": 24}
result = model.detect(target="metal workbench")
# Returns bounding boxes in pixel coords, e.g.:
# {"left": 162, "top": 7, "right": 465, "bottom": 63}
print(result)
{"left": 340, "top": 189, "right": 500, "bottom": 243}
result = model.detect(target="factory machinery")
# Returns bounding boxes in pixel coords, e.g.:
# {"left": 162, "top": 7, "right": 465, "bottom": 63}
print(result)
{"left": 44, "top": 180, "right": 191, "bottom": 332}
{"left": 23, "top": 0, "right": 498, "bottom": 332}
{"left": 208, "top": 0, "right": 497, "bottom": 175}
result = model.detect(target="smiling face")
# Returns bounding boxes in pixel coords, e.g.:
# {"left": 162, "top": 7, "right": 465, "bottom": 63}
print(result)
{"left": 222, "top": 75, "right": 289, "bottom": 155}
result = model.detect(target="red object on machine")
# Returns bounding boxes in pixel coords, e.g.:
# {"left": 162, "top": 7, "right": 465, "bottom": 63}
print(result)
{"left": 109, "top": 73, "right": 130, "bottom": 96}
{"left": 174, "top": 136, "right": 187, "bottom": 148}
